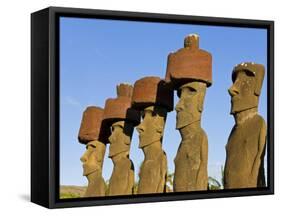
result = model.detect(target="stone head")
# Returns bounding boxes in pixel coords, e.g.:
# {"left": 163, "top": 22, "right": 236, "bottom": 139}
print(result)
{"left": 136, "top": 106, "right": 167, "bottom": 147}
{"left": 108, "top": 120, "right": 134, "bottom": 158}
{"left": 175, "top": 81, "right": 207, "bottom": 129}
{"left": 80, "top": 140, "right": 106, "bottom": 177}
{"left": 229, "top": 62, "right": 265, "bottom": 114}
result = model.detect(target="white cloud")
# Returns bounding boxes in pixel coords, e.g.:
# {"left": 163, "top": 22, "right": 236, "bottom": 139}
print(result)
{"left": 64, "top": 96, "right": 82, "bottom": 108}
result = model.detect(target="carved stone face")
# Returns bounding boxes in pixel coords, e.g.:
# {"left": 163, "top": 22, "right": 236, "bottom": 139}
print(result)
{"left": 175, "top": 82, "right": 206, "bottom": 129}
{"left": 229, "top": 70, "right": 258, "bottom": 114}
{"left": 108, "top": 121, "right": 133, "bottom": 157}
{"left": 80, "top": 141, "right": 104, "bottom": 176}
{"left": 136, "top": 106, "right": 166, "bottom": 148}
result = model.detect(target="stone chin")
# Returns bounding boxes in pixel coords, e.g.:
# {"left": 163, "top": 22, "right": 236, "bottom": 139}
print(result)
{"left": 176, "top": 111, "right": 200, "bottom": 129}
{"left": 230, "top": 96, "right": 258, "bottom": 115}
{"left": 83, "top": 164, "right": 100, "bottom": 176}
{"left": 139, "top": 135, "right": 161, "bottom": 147}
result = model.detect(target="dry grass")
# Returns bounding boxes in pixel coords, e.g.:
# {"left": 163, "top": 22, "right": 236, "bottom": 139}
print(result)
{"left": 60, "top": 185, "right": 87, "bottom": 199}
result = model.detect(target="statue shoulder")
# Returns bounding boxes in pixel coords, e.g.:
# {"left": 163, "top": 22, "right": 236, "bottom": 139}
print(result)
{"left": 196, "top": 127, "right": 208, "bottom": 140}
{"left": 252, "top": 114, "right": 266, "bottom": 129}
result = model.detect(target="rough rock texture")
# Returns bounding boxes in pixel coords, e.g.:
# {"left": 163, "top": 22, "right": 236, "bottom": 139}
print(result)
{"left": 107, "top": 121, "right": 135, "bottom": 195}
{"left": 135, "top": 105, "right": 168, "bottom": 194}
{"left": 224, "top": 62, "right": 267, "bottom": 189}
{"left": 232, "top": 62, "right": 265, "bottom": 96}
{"left": 80, "top": 140, "right": 107, "bottom": 197}
{"left": 165, "top": 34, "right": 212, "bottom": 89}
{"left": 78, "top": 106, "right": 109, "bottom": 197}
{"left": 132, "top": 76, "right": 174, "bottom": 111}
{"left": 83, "top": 171, "right": 106, "bottom": 197}
{"left": 107, "top": 154, "right": 135, "bottom": 195}
{"left": 132, "top": 76, "right": 172, "bottom": 194}
{"left": 173, "top": 82, "right": 208, "bottom": 192}
{"left": 165, "top": 35, "right": 211, "bottom": 192}
{"left": 104, "top": 84, "right": 137, "bottom": 196}
{"left": 78, "top": 106, "right": 110, "bottom": 144}
{"left": 174, "top": 125, "right": 208, "bottom": 191}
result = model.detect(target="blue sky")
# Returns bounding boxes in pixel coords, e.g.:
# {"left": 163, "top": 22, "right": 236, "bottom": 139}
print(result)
{"left": 59, "top": 17, "right": 267, "bottom": 186}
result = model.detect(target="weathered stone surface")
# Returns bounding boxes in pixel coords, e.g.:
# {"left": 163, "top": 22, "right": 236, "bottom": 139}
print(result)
{"left": 78, "top": 106, "right": 109, "bottom": 197}
{"left": 104, "top": 84, "right": 137, "bottom": 196}
{"left": 107, "top": 121, "right": 135, "bottom": 195}
{"left": 165, "top": 34, "right": 212, "bottom": 89}
{"left": 173, "top": 82, "right": 208, "bottom": 191}
{"left": 224, "top": 62, "right": 267, "bottom": 189}
{"left": 78, "top": 106, "right": 110, "bottom": 144}
{"left": 136, "top": 105, "right": 168, "bottom": 194}
{"left": 232, "top": 62, "right": 265, "bottom": 96}
{"left": 80, "top": 140, "right": 107, "bottom": 197}
{"left": 108, "top": 155, "right": 134, "bottom": 195}
{"left": 132, "top": 76, "right": 174, "bottom": 111}
{"left": 132, "top": 76, "right": 173, "bottom": 194}
{"left": 108, "top": 121, "right": 134, "bottom": 158}
{"left": 175, "top": 82, "right": 207, "bottom": 129}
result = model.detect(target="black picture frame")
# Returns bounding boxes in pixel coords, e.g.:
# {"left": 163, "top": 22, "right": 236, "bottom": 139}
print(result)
{"left": 31, "top": 6, "right": 274, "bottom": 209}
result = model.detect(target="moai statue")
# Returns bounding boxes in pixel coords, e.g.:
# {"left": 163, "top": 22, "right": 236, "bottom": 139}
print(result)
{"left": 78, "top": 106, "right": 110, "bottom": 197}
{"left": 165, "top": 34, "right": 212, "bottom": 192}
{"left": 103, "top": 83, "right": 140, "bottom": 196}
{"left": 224, "top": 62, "right": 266, "bottom": 189}
{"left": 131, "top": 76, "right": 174, "bottom": 194}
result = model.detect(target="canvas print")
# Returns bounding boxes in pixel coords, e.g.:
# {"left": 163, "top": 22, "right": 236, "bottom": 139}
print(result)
{"left": 59, "top": 17, "right": 267, "bottom": 199}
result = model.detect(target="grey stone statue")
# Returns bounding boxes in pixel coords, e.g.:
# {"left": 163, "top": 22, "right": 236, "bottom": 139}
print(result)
{"left": 132, "top": 76, "right": 173, "bottom": 194}
{"left": 80, "top": 140, "right": 106, "bottom": 197}
{"left": 136, "top": 106, "right": 168, "bottom": 194}
{"left": 173, "top": 82, "right": 208, "bottom": 191}
{"left": 103, "top": 84, "right": 140, "bottom": 195}
{"left": 165, "top": 34, "right": 212, "bottom": 191}
{"left": 224, "top": 62, "right": 267, "bottom": 189}
{"left": 78, "top": 106, "right": 109, "bottom": 197}
{"left": 107, "top": 120, "right": 135, "bottom": 195}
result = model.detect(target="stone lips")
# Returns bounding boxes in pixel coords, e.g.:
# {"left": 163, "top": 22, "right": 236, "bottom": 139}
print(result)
{"left": 165, "top": 48, "right": 212, "bottom": 89}
{"left": 103, "top": 96, "right": 140, "bottom": 126}
{"left": 131, "top": 76, "right": 174, "bottom": 112}
{"left": 78, "top": 106, "right": 110, "bottom": 144}
{"left": 232, "top": 62, "right": 265, "bottom": 96}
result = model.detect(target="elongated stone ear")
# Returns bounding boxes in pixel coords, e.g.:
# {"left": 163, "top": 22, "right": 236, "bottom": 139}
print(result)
{"left": 254, "top": 65, "right": 265, "bottom": 96}
{"left": 197, "top": 84, "right": 207, "bottom": 112}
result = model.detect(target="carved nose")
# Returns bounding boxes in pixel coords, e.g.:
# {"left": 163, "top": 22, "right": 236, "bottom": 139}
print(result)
{"left": 175, "top": 100, "right": 184, "bottom": 112}
{"left": 80, "top": 154, "right": 88, "bottom": 163}
{"left": 108, "top": 134, "right": 113, "bottom": 143}
{"left": 228, "top": 85, "right": 239, "bottom": 96}
{"left": 136, "top": 124, "right": 144, "bottom": 134}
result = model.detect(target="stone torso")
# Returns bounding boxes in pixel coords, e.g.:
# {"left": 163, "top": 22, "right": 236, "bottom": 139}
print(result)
{"left": 108, "top": 156, "right": 134, "bottom": 195}
{"left": 84, "top": 171, "right": 106, "bottom": 197}
{"left": 173, "top": 127, "right": 208, "bottom": 192}
{"left": 137, "top": 142, "right": 167, "bottom": 194}
{"left": 224, "top": 114, "right": 266, "bottom": 189}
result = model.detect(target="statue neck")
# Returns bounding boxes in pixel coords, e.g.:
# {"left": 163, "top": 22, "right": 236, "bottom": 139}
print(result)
{"left": 179, "top": 120, "right": 201, "bottom": 138}
{"left": 234, "top": 107, "right": 258, "bottom": 126}
{"left": 87, "top": 169, "right": 102, "bottom": 183}
{"left": 111, "top": 151, "right": 129, "bottom": 164}
{"left": 142, "top": 140, "right": 163, "bottom": 160}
